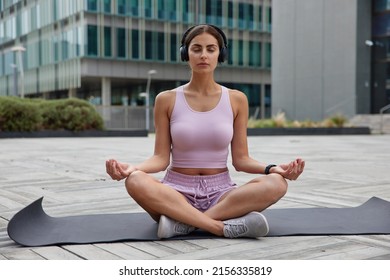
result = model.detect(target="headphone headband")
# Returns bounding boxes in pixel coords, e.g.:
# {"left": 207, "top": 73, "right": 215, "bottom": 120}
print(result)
{"left": 180, "top": 24, "right": 228, "bottom": 63}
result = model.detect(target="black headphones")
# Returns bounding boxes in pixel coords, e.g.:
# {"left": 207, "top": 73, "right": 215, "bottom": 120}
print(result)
{"left": 180, "top": 24, "right": 228, "bottom": 63}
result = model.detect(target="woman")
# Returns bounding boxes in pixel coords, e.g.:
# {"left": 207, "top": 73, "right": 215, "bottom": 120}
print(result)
{"left": 106, "top": 24, "right": 305, "bottom": 239}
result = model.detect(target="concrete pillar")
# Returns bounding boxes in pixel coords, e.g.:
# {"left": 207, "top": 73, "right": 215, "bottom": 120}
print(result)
{"left": 101, "top": 77, "right": 111, "bottom": 124}
{"left": 102, "top": 77, "right": 111, "bottom": 106}
{"left": 68, "top": 88, "right": 76, "bottom": 98}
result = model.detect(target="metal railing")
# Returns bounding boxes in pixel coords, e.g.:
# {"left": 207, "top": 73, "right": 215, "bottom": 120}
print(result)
{"left": 95, "top": 105, "right": 270, "bottom": 131}
{"left": 95, "top": 105, "right": 152, "bottom": 131}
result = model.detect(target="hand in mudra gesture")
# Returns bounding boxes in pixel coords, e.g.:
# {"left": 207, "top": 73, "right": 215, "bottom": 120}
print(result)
{"left": 106, "top": 159, "right": 137, "bottom": 181}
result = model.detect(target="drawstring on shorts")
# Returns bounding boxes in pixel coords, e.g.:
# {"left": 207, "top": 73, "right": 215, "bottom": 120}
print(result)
{"left": 161, "top": 169, "right": 237, "bottom": 212}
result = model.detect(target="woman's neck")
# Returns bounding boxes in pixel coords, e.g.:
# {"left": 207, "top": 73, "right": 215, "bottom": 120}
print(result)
{"left": 187, "top": 73, "right": 219, "bottom": 95}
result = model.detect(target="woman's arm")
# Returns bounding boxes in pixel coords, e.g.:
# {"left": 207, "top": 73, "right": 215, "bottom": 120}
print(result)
{"left": 134, "top": 90, "right": 173, "bottom": 173}
{"left": 106, "top": 90, "right": 174, "bottom": 180}
{"left": 230, "top": 89, "right": 266, "bottom": 173}
{"left": 229, "top": 89, "right": 305, "bottom": 180}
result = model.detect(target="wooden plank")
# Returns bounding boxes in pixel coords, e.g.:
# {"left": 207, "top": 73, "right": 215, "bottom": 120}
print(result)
{"left": 153, "top": 240, "right": 207, "bottom": 254}
{"left": 2, "top": 249, "right": 45, "bottom": 260}
{"left": 94, "top": 243, "right": 156, "bottom": 259}
{"left": 126, "top": 241, "right": 183, "bottom": 258}
{"left": 32, "top": 246, "right": 83, "bottom": 260}
{"left": 62, "top": 244, "right": 123, "bottom": 260}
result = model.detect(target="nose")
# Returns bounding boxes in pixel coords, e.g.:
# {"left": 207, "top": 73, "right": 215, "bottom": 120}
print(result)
{"left": 200, "top": 49, "right": 208, "bottom": 59}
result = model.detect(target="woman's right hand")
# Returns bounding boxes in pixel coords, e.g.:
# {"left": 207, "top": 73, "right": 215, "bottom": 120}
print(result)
{"left": 106, "top": 159, "right": 137, "bottom": 181}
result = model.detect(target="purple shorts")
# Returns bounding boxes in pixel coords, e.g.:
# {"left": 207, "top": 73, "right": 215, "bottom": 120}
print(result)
{"left": 161, "top": 169, "right": 237, "bottom": 212}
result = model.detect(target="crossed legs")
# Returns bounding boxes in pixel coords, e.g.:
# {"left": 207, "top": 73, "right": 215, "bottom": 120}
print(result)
{"left": 124, "top": 170, "right": 288, "bottom": 237}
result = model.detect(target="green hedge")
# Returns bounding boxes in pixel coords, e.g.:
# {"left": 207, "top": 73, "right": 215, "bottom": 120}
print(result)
{"left": 0, "top": 97, "right": 104, "bottom": 132}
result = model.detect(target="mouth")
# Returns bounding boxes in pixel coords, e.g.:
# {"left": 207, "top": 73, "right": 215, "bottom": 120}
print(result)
{"left": 197, "top": 63, "right": 209, "bottom": 66}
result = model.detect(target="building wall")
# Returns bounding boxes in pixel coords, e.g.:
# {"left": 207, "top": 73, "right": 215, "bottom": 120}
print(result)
{"left": 371, "top": 0, "right": 390, "bottom": 113}
{"left": 0, "top": 0, "right": 273, "bottom": 118}
{"left": 272, "top": 0, "right": 371, "bottom": 121}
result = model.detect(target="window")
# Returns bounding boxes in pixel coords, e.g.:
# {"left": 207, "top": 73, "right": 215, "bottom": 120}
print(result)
{"left": 31, "top": 6, "right": 38, "bottom": 30}
{"left": 170, "top": 33, "right": 177, "bottom": 61}
{"left": 0, "top": 21, "right": 3, "bottom": 44}
{"left": 265, "top": 84, "right": 272, "bottom": 118}
{"left": 145, "top": 31, "right": 152, "bottom": 59}
{"left": 373, "top": 13, "right": 390, "bottom": 36}
{"left": 228, "top": 2, "right": 234, "bottom": 27}
{"left": 249, "top": 41, "right": 261, "bottom": 67}
{"left": 62, "top": 31, "right": 69, "bottom": 60}
{"left": 76, "top": 26, "right": 83, "bottom": 57}
{"left": 227, "top": 39, "right": 233, "bottom": 65}
{"left": 145, "top": 0, "right": 152, "bottom": 18}
{"left": 238, "top": 40, "right": 244, "bottom": 65}
{"left": 206, "top": 0, "right": 222, "bottom": 25}
{"left": 131, "top": 29, "right": 139, "bottom": 59}
{"left": 117, "top": 0, "right": 125, "bottom": 15}
{"left": 87, "top": 0, "right": 97, "bottom": 11}
{"left": 182, "top": 0, "right": 192, "bottom": 23}
{"left": 104, "top": 26, "right": 112, "bottom": 57}
{"left": 103, "top": 0, "right": 111, "bottom": 13}
{"left": 53, "top": 34, "right": 59, "bottom": 62}
{"left": 158, "top": 0, "right": 175, "bottom": 20}
{"left": 248, "top": 84, "right": 261, "bottom": 107}
{"left": 117, "top": 28, "right": 126, "bottom": 58}
{"left": 4, "top": 51, "right": 13, "bottom": 75}
{"left": 87, "top": 25, "right": 98, "bottom": 56}
{"left": 127, "top": 0, "right": 139, "bottom": 16}
{"left": 265, "top": 42, "right": 271, "bottom": 68}
{"left": 157, "top": 32, "right": 164, "bottom": 61}
{"left": 267, "top": 7, "right": 272, "bottom": 32}
{"left": 0, "top": 53, "right": 3, "bottom": 76}
{"left": 374, "top": 0, "right": 390, "bottom": 12}
{"left": 238, "top": 3, "right": 245, "bottom": 29}
{"left": 248, "top": 4, "right": 254, "bottom": 29}
{"left": 258, "top": 6, "right": 263, "bottom": 30}
{"left": 40, "top": 38, "right": 50, "bottom": 65}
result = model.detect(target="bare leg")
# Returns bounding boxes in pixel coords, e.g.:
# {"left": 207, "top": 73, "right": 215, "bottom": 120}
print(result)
{"left": 204, "top": 173, "right": 288, "bottom": 221}
{"left": 124, "top": 170, "right": 225, "bottom": 236}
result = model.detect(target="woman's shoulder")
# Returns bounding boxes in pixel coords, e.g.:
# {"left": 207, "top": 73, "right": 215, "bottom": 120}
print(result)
{"left": 155, "top": 89, "right": 176, "bottom": 103}
{"left": 155, "top": 88, "right": 179, "bottom": 114}
{"left": 225, "top": 87, "right": 248, "bottom": 103}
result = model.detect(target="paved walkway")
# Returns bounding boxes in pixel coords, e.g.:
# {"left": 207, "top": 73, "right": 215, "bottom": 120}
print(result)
{"left": 0, "top": 134, "right": 389, "bottom": 260}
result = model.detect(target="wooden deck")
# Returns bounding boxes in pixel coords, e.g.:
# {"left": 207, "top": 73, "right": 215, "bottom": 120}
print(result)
{"left": 1, "top": 134, "right": 390, "bottom": 260}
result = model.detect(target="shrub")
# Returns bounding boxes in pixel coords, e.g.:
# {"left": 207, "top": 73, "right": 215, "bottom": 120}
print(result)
{"left": 247, "top": 113, "right": 348, "bottom": 129}
{"left": 0, "top": 97, "right": 104, "bottom": 132}
{"left": 0, "top": 97, "right": 42, "bottom": 131}
{"left": 40, "top": 98, "right": 104, "bottom": 131}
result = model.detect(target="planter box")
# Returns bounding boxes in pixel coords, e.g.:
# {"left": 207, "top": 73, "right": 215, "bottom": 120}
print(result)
{"left": 0, "top": 130, "right": 148, "bottom": 138}
{"left": 247, "top": 127, "right": 371, "bottom": 136}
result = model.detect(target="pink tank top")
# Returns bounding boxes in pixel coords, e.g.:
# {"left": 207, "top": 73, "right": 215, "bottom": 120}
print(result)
{"left": 170, "top": 85, "right": 234, "bottom": 168}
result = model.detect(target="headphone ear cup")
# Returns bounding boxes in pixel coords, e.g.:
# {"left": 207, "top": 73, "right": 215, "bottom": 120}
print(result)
{"left": 180, "top": 45, "right": 189, "bottom": 61}
{"left": 219, "top": 47, "right": 227, "bottom": 63}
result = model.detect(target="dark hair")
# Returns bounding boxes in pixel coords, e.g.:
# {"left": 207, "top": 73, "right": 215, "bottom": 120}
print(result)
{"left": 180, "top": 24, "right": 228, "bottom": 62}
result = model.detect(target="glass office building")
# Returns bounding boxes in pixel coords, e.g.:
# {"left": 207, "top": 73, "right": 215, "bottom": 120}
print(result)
{"left": 0, "top": 0, "right": 272, "bottom": 117}
{"left": 372, "top": 0, "right": 390, "bottom": 112}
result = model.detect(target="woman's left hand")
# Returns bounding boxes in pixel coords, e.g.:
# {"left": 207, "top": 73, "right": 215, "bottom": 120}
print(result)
{"left": 272, "top": 158, "right": 305, "bottom": 180}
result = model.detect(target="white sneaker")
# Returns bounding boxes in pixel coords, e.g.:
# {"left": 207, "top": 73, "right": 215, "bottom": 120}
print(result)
{"left": 223, "top": 212, "right": 269, "bottom": 238}
{"left": 157, "top": 215, "right": 196, "bottom": 239}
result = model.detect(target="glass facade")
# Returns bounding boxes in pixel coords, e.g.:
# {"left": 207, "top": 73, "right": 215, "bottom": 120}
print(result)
{"left": 372, "top": 0, "right": 390, "bottom": 107}
{"left": 0, "top": 0, "right": 272, "bottom": 116}
{"left": 117, "top": 27, "right": 126, "bottom": 58}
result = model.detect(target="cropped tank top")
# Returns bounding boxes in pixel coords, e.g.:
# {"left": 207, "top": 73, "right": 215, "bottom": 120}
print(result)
{"left": 170, "top": 85, "right": 234, "bottom": 168}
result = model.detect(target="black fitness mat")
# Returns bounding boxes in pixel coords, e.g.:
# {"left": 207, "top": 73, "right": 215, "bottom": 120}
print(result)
{"left": 7, "top": 196, "right": 390, "bottom": 247}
